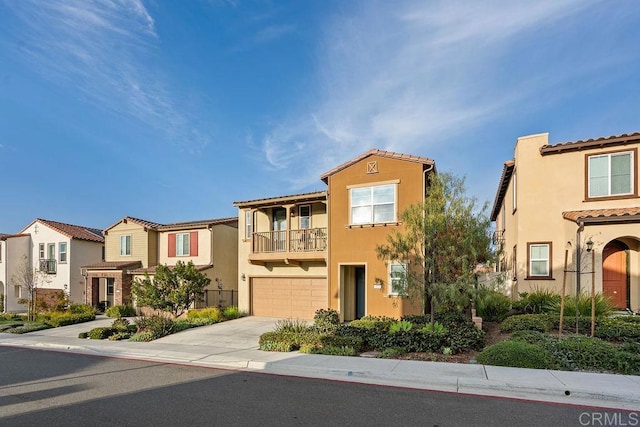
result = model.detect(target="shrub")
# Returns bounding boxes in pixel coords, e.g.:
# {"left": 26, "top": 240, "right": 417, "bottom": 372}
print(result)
{"left": 88, "top": 327, "right": 116, "bottom": 340}
{"left": 129, "top": 331, "right": 155, "bottom": 342}
{"left": 444, "top": 322, "right": 485, "bottom": 353}
{"left": 38, "top": 311, "right": 96, "bottom": 327}
{"left": 595, "top": 318, "right": 640, "bottom": 342}
{"left": 78, "top": 332, "right": 88, "bottom": 339}
{"left": 434, "top": 310, "right": 467, "bottom": 327}
{"left": 0, "top": 313, "right": 22, "bottom": 321}
{"left": 187, "top": 307, "right": 223, "bottom": 322}
{"left": 310, "top": 345, "right": 357, "bottom": 356}
{"left": 135, "top": 315, "right": 175, "bottom": 340}
{"left": 105, "top": 305, "right": 137, "bottom": 318}
{"left": 378, "top": 347, "right": 406, "bottom": 358}
{"left": 7, "top": 324, "right": 51, "bottom": 334}
{"left": 349, "top": 316, "right": 394, "bottom": 330}
{"left": 512, "top": 290, "right": 561, "bottom": 314}
{"left": 108, "top": 332, "right": 131, "bottom": 341}
{"left": 112, "top": 318, "right": 130, "bottom": 331}
{"left": 389, "top": 320, "right": 413, "bottom": 334}
{"left": 273, "top": 319, "right": 313, "bottom": 334}
{"left": 477, "top": 340, "right": 557, "bottom": 369}
{"left": 314, "top": 308, "right": 340, "bottom": 330}
{"left": 475, "top": 289, "right": 511, "bottom": 322}
{"left": 68, "top": 303, "right": 97, "bottom": 316}
{"left": 259, "top": 331, "right": 312, "bottom": 351}
{"left": 554, "top": 336, "right": 640, "bottom": 374}
{"left": 421, "top": 322, "right": 446, "bottom": 333}
{"left": 500, "top": 314, "right": 554, "bottom": 333}
{"left": 549, "top": 292, "right": 614, "bottom": 318}
{"left": 222, "top": 306, "right": 243, "bottom": 320}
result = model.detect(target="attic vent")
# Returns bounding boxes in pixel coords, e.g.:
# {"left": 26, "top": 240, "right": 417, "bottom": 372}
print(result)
{"left": 367, "top": 161, "right": 378, "bottom": 174}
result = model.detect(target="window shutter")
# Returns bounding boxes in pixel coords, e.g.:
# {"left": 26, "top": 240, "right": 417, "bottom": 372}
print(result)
{"left": 190, "top": 232, "right": 198, "bottom": 256}
{"left": 168, "top": 233, "right": 176, "bottom": 257}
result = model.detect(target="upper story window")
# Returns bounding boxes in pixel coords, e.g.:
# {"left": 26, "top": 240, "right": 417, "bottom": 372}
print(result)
{"left": 587, "top": 150, "right": 635, "bottom": 199}
{"left": 120, "top": 235, "right": 131, "bottom": 256}
{"left": 59, "top": 242, "right": 67, "bottom": 263}
{"left": 389, "top": 262, "right": 406, "bottom": 296}
{"left": 47, "top": 243, "right": 55, "bottom": 260}
{"left": 350, "top": 183, "right": 396, "bottom": 225}
{"left": 0, "top": 242, "right": 2, "bottom": 262}
{"left": 245, "top": 210, "right": 253, "bottom": 240}
{"left": 176, "top": 233, "right": 190, "bottom": 256}
{"left": 527, "top": 242, "right": 552, "bottom": 279}
{"left": 512, "top": 171, "right": 517, "bottom": 213}
{"left": 299, "top": 205, "right": 311, "bottom": 229}
{"left": 39, "top": 243, "right": 45, "bottom": 259}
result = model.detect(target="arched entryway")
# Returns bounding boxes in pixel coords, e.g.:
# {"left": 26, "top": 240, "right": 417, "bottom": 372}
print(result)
{"left": 602, "top": 240, "right": 629, "bottom": 309}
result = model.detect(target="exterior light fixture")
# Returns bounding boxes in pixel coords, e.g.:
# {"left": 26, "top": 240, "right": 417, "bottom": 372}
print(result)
{"left": 241, "top": 274, "right": 246, "bottom": 281}
{"left": 586, "top": 238, "right": 594, "bottom": 252}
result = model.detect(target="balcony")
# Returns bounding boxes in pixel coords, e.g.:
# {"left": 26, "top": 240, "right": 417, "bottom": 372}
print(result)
{"left": 39, "top": 259, "right": 57, "bottom": 274}
{"left": 492, "top": 230, "right": 505, "bottom": 246}
{"left": 250, "top": 227, "right": 327, "bottom": 265}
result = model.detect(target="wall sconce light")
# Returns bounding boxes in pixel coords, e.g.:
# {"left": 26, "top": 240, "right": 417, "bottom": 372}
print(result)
{"left": 586, "top": 238, "right": 594, "bottom": 252}
{"left": 241, "top": 274, "right": 246, "bottom": 281}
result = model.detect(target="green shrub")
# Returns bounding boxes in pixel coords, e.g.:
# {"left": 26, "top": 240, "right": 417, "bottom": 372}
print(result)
{"left": 7, "top": 323, "right": 52, "bottom": 334}
{"left": 37, "top": 312, "right": 96, "bottom": 327}
{"left": 135, "top": 315, "right": 175, "bottom": 340}
{"left": 88, "top": 327, "right": 116, "bottom": 340}
{"left": 0, "top": 313, "right": 23, "bottom": 321}
{"left": 554, "top": 336, "right": 640, "bottom": 374}
{"left": 259, "top": 331, "right": 305, "bottom": 351}
{"left": 434, "top": 310, "right": 467, "bottom": 327}
{"left": 105, "top": 305, "right": 136, "bottom": 318}
{"left": 112, "top": 318, "right": 130, "bottom": 331}
{"left": 509, "top": 330, "right": 549, "bottom": 345}
{"left": 0, "top": 322, "right": 24, "bottom": 331}
{"left": 475, "top": 289, "right": 511, "bottom": 322}
{"left": 512, "top": 290, "right": 561, "bottom": 314}
{"left": 129, "top": 331, "right": 155, "bottom": 342}
{"left": 78, "top": 332, "right": 88, "bottom": 339}
{"left": 273, "top": 319, "right": 313, "bottom": 334}
{"left": 443, "top": 322, "right": 485, "bottom": 353}
{"left": 187, "top": 307, "right": 223, "bottom": 322}
{"left": 421, "top": 322, "right": 446, "bottom": 333}
{"left": 595, "top": 318, "right": 640, "bottom": 342}
{"left": 68, "top": 303, "right": 98, "bottom": 315}
{"left": 477, "top": 340, "right": 557, "bottom": 369}
{"left": 549, "top": 293, "right": 613, "bottom": 318}
{"left": 108, "top": 332, "right": 131, "bottom": 341}
{"left": 378, "top": 347, "right": 407, "bottom": 358}
{"left": 222, "top": 306, "right": 243, "bottom": 320}
{"left": 314, "top": 308, "right": 340, "bottom": 330}
{"left": 349, "top": 316, "right": 394, "bottom": 330}
{"left": 500, "top": 314, "right": 554, "bottom": 333}
{"left": 311, "top": 345, "right": 357, "bottom": 356}
{"left": 389, "top": 320, "right": 413, "bottom": 334}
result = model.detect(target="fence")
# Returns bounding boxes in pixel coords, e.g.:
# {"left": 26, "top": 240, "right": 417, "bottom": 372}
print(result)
{"left": 202, "top": 290, "right": 238, "bottom": 308}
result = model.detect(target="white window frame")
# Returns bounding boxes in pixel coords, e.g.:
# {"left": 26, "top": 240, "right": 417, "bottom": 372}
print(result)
{"left": 106, "top": 278, "right": 114, "bottom": 296}
{"left": 528, "top": 243, "right": 551, "bottom": 278}
{"left": 588, "top": 151, "right": 634, "bottom": 198}
{"left": 389, "top": 262, "right": 407, "bottom": 296}
{"left": 59, "top": 242, "right": 67, "bottom": 263}
{"left": 14, "top": 285, "right": 21, "bottom": 298}
{"left": 299, "top": 204, "right": 311, "bottom": 229}
{"left": 512, "top": 171, "right": 517, "bottom": 212}
{"left": 245, "top": 210, "right": 253, "bottom": 240}
{"left": 120, "top": 235, "right": 131, "bottom": 256}
{"left": 176, "top": 233, "right": 190, "bottom": 256}
{"left": 39, "top": 243, "right": 45, "bottom": 260}
{"left": 47, "top": 243, "right": 55, "bottom": 260}
{"left": 349, "top": 183, "right": 397, "bottom": 225}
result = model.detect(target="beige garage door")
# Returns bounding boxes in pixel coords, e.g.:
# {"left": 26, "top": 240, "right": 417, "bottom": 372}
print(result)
{"left": 252, "top": 277, "right": 327, "bottom": 319}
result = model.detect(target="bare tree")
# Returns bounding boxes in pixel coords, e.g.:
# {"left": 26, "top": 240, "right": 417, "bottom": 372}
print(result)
{"left": 12, "top": 254, "right": 49, "bottom": 320}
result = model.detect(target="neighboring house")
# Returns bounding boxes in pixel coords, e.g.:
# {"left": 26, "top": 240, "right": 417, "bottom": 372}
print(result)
{"left": 0, "top": 233, "right": 31, "bottom": 312}
{"left": 82, "top": 216, "right": 238, "bottom": 308}
{"left": 0, "top": 219, "right": 105, "bottom": 312}
{"left": 491, "top": 132, "right": 640, "bottom": 312}
{"left": 235, "top": 149, "right": 436, "bottom": 320}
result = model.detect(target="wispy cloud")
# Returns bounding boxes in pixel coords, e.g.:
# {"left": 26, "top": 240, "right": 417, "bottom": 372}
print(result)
{"left": 4, "top": 0, "right": 209, "bottom": 153}
{"left": 258, "top": 0, "right": 630, "bottom": 189}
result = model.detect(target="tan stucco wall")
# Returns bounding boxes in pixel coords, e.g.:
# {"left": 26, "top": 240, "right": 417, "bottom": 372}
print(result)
{"left": 69, "top": 239, "right": 104, "bottom": 303}
{"left": 495, "top": 133, "right": 640, "bottom": 310}
{"left": 106, "top": 222, "right": 157, "bottom": 267}
{"left": 326, "top": 155, "right": 429, "bottom": 319}
{"left": 158, "top": 228, "right": 214, "bottom": 266}
{"left": 211, "top": 223, "right": 238, "bottom": 292}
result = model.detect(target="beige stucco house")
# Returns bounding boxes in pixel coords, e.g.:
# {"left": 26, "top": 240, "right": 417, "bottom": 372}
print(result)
{"left": 82, "top": 216, "right": 238, "bottom": 309}
{"left": 491, "top": 132, "right": 640, "bottom": 312}
{"left": 235, "top": 149, "right": 436, "bottom": 320}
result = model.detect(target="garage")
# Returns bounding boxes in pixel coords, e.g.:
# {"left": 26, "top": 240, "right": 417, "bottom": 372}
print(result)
{"left": 251, "top": 277, "right": 327, "bottom": 319}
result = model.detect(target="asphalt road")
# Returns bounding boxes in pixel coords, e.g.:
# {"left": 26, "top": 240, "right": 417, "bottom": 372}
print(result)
{"left": 0, "top": 346, "right": 635, "bottom": 426}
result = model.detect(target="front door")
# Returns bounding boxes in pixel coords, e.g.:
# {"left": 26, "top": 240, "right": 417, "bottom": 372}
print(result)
{"left": 355, "top": 267, "right": 365, "bottom": 319}
{"left": 603, "top": 240, "right": 628, "bottom": 308}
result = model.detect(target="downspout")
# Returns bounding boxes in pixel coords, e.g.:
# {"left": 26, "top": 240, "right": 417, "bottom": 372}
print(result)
{"left": 575, "top": 221, "right": 585, "bottom": 333}
{"left": 423, "top": 163, "right": 435, "bottom": 317}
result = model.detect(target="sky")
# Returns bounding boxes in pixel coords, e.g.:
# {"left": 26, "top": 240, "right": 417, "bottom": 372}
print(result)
{"left": 1, "top": 0, "right": 639, "bottom": 232}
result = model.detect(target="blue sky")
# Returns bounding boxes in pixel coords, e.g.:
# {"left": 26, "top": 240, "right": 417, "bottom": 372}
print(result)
{"left": 1, "top": 0, "right": 639, "bottom": 232}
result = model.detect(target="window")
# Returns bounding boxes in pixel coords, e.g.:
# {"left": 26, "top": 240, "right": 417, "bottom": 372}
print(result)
{"left": 245, "top": 210, "right": 253, "bottom": 240}
{"left": 47, "top": 243, "right": 55, "bottom": 260}
{"left": 0, "top": 242, "right": 2, "bottom": 262}
{"left": 176, "top": 233, "right": 190, "bottom": 256}
{"left": 39, "top": 243, "right": 45, "bottom": 259}
{"left": 512, "top": 171, "right": 517, "bottom": 213}
{"left": 588, "top": 151, "right": 634, "bottom": 198}
{"left": 120, "top": 235, "right": 131, "bottom": 256}
{"left": 14, "top": 285, "right": 21, "bottom": 298}
{"left": 107, "top": 278, "right": 114, "bottom": 295}
{"left": 512, "top": 245, "right": 517, "bottom": 279}
{"left": 59, "top": 242, "right": 67, "bottom": 263}
{"left": 350, "top": 184, "right": 396, "bottom": 225}
{"left": 527, "top": 242, "right": 552, "bottom": 279}
{"left": 389, "top": 263, "right": 406, "bottom": 296}
{"left": 299, "top": 205, "right": 311, "bottom": 229}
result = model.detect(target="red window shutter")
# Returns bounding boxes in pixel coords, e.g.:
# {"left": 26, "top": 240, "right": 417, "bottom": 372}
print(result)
{"left": 168, "top": 233, "right": 176, "bottom": 257}
{"left": 190, "top": 232, "right": 198, "bottom": 256}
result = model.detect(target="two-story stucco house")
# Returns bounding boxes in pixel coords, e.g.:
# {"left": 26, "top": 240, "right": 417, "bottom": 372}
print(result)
{"left": 0, "top": 219, "right": 105, "bottom": 312}
{"left": 235, "top": 149, "right": 436, "bottom": 320}
{"left": 491, "top": 132, "right": 640, "bottom": 312}
{"left": 82, "top": 216, "right": 238, "bottom": 309}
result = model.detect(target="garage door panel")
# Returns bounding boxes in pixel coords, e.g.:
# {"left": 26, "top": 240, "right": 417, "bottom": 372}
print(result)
{"left": 252, "top": 277, "right": 327, "bottom": 319}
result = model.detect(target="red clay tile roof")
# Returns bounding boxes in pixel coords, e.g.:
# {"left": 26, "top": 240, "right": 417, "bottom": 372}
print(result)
{"left": 540, "top": 132, "right": 640, "bottom": 155}
{"left": 234, "top": 191, "right": 327, "bottom": 208}
{"left": 21, "top": 219, "right": 104, "bottom": 243}
{"left": 490, "top": 160, "right": 515, "bottom": 221}
{"left": 104, "top": 216, "right": 162, "bottom": 233}
{"left": 158, "top": 217, "right": 238, "bottom": 231}
{"left": 129, "top": 264, "right": 213, "bottom": 274}
{"left": 562, "top": 207, "right": 640, "bottom": 224}
{"left": 0, "top": 233, "right": 29, "bottom": 240}
{"left": 81, "top": 261, "right": 142, "bottom": 270}
{"left": 320, "top": 148, "right": 435, "bottom": 182}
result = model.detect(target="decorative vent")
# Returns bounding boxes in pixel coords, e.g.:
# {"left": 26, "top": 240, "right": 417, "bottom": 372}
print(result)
{"left": 367, "top": 161, "right": 378, "bottom": 174}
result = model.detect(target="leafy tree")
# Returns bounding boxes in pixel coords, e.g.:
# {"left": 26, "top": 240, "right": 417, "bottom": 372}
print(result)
{"left": 132, "top": 261, "right": 211, "bottom": 317}
{"left": 376, "top": 173, "right": 492, "bottom": 324}
{"left": 12, "top": 254, "right": 50, "bottom": 321}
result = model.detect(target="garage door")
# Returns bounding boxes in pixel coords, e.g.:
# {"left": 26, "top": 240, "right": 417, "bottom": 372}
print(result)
{"left": 252, "top": 277, "right": 327, "bottom": 319}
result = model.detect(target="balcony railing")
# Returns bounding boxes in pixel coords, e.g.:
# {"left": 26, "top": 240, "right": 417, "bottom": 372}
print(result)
{"left": 492, "top": 230, "right": 505, "bottom": 246}
{"left": 39, "top": 259, "right": 57, "bottom": 274}
{"left": 252, "top": 227, "right": 327, "bottom": 254}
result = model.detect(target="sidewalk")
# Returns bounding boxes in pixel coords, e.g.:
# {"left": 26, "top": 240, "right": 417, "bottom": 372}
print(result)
{"left": 1, "top": 316, "right": 639, "bottom": 411}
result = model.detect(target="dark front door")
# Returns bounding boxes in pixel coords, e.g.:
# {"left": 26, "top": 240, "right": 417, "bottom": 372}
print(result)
{"left": 91, "top": 278, "right": 100, "bottom": 306}
{"left": 603, "top": 240, "right": 628, "bottom": 308}
{"left": 355, "top": 267, "right": 365, "bottom": 319}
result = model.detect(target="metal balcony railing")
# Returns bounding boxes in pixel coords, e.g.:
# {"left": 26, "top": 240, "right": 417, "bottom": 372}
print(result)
{"left": 39, "top": 259, "right": 57, "bottom": 274}
{"left": 252, "top": 227, "right": 327, "bottom": 254}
